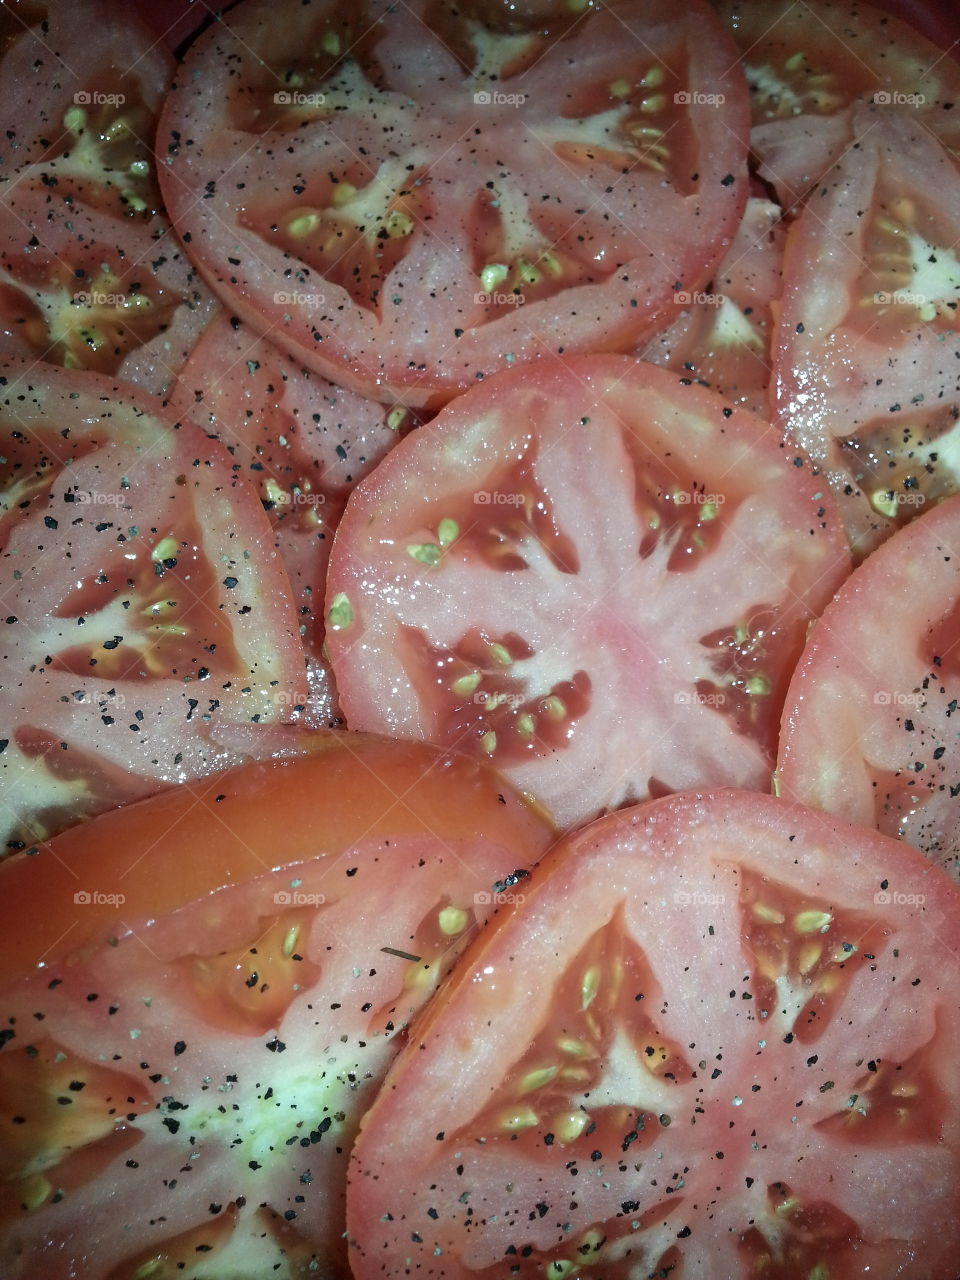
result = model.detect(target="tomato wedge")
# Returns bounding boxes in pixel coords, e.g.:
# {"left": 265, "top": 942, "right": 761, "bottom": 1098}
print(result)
{"left": 715, "top": 0, "right": 960, "bottom": 210}
{"left": 325, "top": 356, "right": 850, "bottom": 830}
{"left": 0, "top": 736, "right": 555, "bottom": 1276}
{"left": 638, "top": 196, "right": 784, "bottom": 417}
{"left": 777, "top": 492, "right": 960, "bottom": 878}
{"left": 348, "top": 788, "right": 960, "bottom": 1278}
{"left": 168, "top": 311, "right": 421, "bottom": 723}
{"left": 773, "top": 101, "right": 960, "bottom": 558}
{"left": 0, "top": 361, "right": 305, "bottom": 851}
{"left": 157, "top": 0, "right": 749, "bottom": 407}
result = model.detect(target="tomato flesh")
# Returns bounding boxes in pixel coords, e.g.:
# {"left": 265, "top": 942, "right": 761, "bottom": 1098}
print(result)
{"left": 325, "top": 356, "right": 850, "bottom": 829}
{"left": 0, "top": 738, "right": 555, "bottom": 1276}
{"left": 158, "top": 0, "right": 749, "bottom": 406}
{"left": 347, "top": 789, "right": 960, "bottom": 1278}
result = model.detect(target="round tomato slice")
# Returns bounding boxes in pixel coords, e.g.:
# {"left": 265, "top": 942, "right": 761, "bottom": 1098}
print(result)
{"left": 638, "top": 196, "right": 784, "bottom": 417}
{"left": 773, "top": 101, "right": 960, "bottom": 559}
{"left": 157, "top": 0, "right": 749, "bottom": 408}
{"left": 715, "top": 0, "right": 960, "bottom": 210}
{"left": 0, "top": 737, "right": 555, "bottom": 1277}
{"left": 0, "top": 361, "right": 305, "bottom": 852}
{"left": 347, "top": 788, "right": 960, "bottom": 1278}
{"left": 0, "top": 1, "right": 218, "bottom": 397}
{"left": 777, "top": 493, "right": 960, "bottom": 878}
{"left": 168, "top": 311, "right": 422, "bottom": 723}
{"left": 324, "top": 356, "right": 850, "bottom": 831}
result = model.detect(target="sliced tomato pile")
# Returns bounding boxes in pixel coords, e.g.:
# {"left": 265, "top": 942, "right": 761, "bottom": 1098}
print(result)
{"left": 347, "top": 788, "right": 960, "bottom": 1278}
{"left": 324, "top": 356, "right": 850, "bottom": 829}
{"left": 0, "top": 1, "right": 958, "bottom": 1276}
{"left": 778, "top": 493, "right": 960, "bottom": 877}
{"left": 0, "top": 0, "right": 217, "bottom": 396}
{"left": 0, "top": 738, "right": 554, "bottom": 1276}
{"left": 715, "top": 0, "right": 960, "bottom": 209}
{"left": 168, "top": 312, "right": 423, "bottom": 722}
{"left": 157, "top": 0, "right": 749, "bottom": 406}
{"left": 0, "top": 362, "right": 304, "bottom": 850}
{"left": 773, "top": 102, "right": 960, "bottom": 558}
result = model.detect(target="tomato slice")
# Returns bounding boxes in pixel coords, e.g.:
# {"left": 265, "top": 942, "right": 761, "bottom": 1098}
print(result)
{"left": 168, "top": 311, "right": 423, "bottom": 723}
{"left": 715, "top": 0, "right": 960, "bottom": 210}
{"left": 777, "top": 493, "right": 960, "bottom": 878}
{"left": 638, "top": 196, "right": 784, "bottom": 417}
{"left": 347, "top": 787, "right": 960, "bottom": 1278}
{"left": 0, "top": 361, "right": 306, "bottom": 850}
{"left": 324, "top": 356, "right": 850, "bottom": 831}
{"left": 0, "top": 736, "right": 555, "bottom": 1276}
{"left": 157, "top": 0, "right": 749, "bottom": 407}
{"left": 0, "top": 1, "right": 219, "bottom": 397}
{"left": 773, "top": 102, "right": 960, "bottom": 559}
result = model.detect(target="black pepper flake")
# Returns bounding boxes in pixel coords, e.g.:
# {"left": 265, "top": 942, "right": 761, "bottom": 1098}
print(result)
{"left": 173, "top": 1041, "right": 187, "bottom": 1056}
{"left": 222, "top": 576, "right": 239, "bottom": 589}
{"left": 720, "top": 173, "right": 734, "bottom": 186}
{"left": 162, "top": 1117, "right": 180, "bottom": 1134}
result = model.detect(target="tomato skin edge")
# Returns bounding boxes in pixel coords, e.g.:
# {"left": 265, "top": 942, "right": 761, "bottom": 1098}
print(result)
{"left": 0, "top": 731, "right": 555, "bottom": 974}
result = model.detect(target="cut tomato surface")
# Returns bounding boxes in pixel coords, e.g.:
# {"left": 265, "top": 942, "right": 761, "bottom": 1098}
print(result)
{"left": 324, "top": 356, "right": 850, "bottom": 831}
{"left": 638, "top": 196, "right": 784, "bottom": 418}
{"left": 157, "top": 0, "right": 749, "bottom": 407}
{"left": 169, "top": 311, "right": 421, "bottom": 723}
{"left": 0, "top": 736, "right": 555, "bottom": 1277}
{"left": 347, "top": 787, "right": 960, "bottom": 1278}
{"left": 0, "top": 0, "right": 218, "bottom": 396}
{"left": 777, "top": 493, "right": 960, "bottom": 879}
{"left": 773, "top": 101, "right": 960, "bottom": 559}
{"left": 0, "top": 361, "right": 306, "bottom": 851}
{"left": 715, "top": 0, "right": 960, "bottom": 210}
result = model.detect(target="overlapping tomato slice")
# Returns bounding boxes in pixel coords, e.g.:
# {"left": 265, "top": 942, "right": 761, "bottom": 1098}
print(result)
{"left": 168, "top": 312, "right": 423, "bottom": 723}
{"left": 0, "top": 362, "right": 305, "bottom": 851}
{"left": 347, "top": 788, "right": 960, "bottom": 1278}
{"left": 0, "top": 737, "right": 555, "bottom": 1277}
{"left": 157, "top": 0, "right": 749, "bottom": 406}
{"left": 324, "top": 356, "right": 850, "bottom": 829}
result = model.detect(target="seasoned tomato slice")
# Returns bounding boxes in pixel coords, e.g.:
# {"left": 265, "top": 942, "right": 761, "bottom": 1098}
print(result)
{"left": 639, "top": 196, "right": 784, "bottom": 418}
{"left": 0, "top": 362, "right": 305, "bottom": 851}
{"left": 715, "top": 0, "right": 960, "bottom": 210}
{"left": 0, "top": 738, "right": 555, "bottom": 1277}
{"left": 324, "top": 357, "right": 850, "bottom": 831}
{"left": 0, "top": 1, "right": 218, "bottom": 396}
{"left": 773, "top": 102, "right": 960, "bottom": 559}
{"left": 777, "top": 493, "right": 960, "bottom": 879}
{"left": 169, "top": 312, "right": 422, "bottom": 724}
{"left": 347, "top": 788, "right": 960, "bottom": 1278}
{"left": 157, "top": 0, "right": 749, "bottom": 407}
